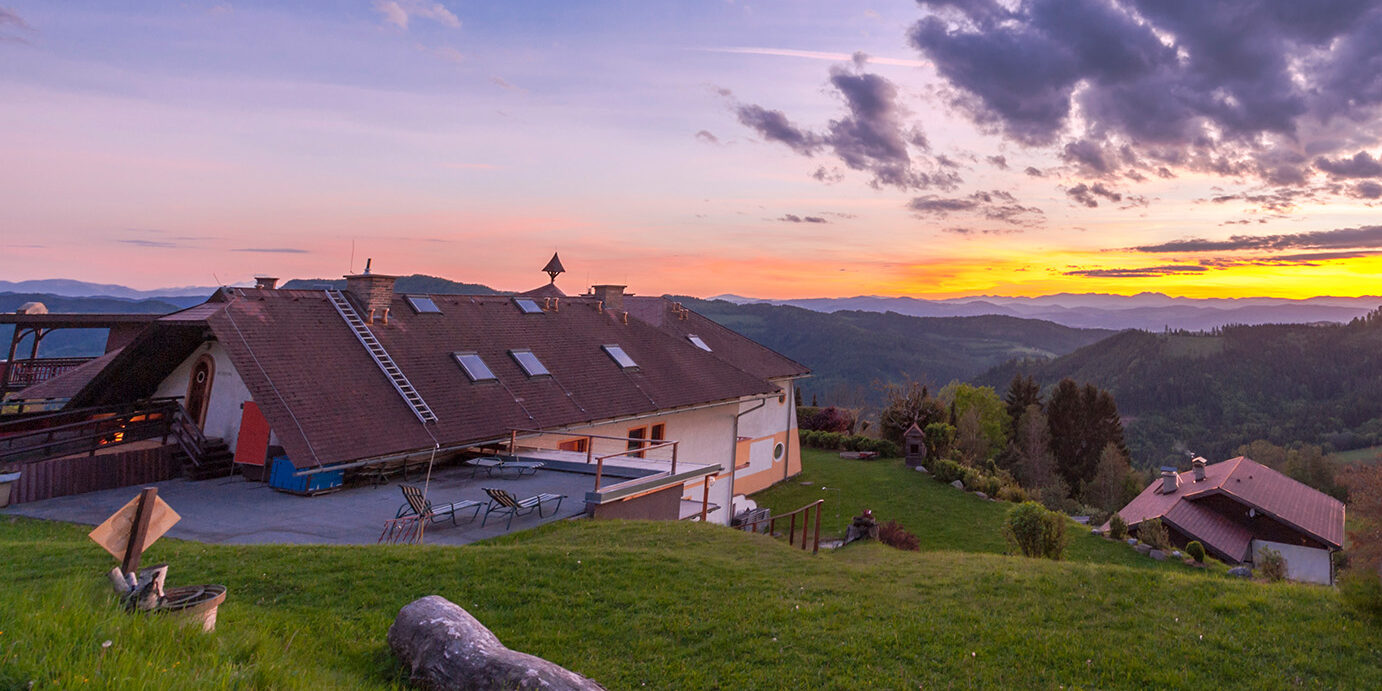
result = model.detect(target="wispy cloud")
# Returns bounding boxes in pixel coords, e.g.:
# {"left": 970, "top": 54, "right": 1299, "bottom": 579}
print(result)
{"left": 1065, "top": 265, "right": 1209, "bottom": 278}
{"left": 704, "top": 47, "right": 928, "bottom": 68}
{"left": 230, "top": 247, "right": 309, "bottom": 254}
{"left": 373, "top": 1, "right": 460, "bottom": 30}
{"left": 0, "top": 7, "right": 32, "bottom": 43}
{"left": 1131, "top": 225, "right": 1382, "bottom": 253}
{"left": 779, "top": 214, "right": 828, "bottom": 223}
{"left": 118, "top": 239, "right": 179, "bottom": 248}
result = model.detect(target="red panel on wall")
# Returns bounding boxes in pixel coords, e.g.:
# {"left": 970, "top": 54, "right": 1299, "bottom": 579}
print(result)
{"left": 233, "top": 401, "right": 271, "bottom": 466}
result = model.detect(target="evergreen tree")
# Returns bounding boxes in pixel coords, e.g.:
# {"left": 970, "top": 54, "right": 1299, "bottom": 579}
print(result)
{"left": 1004, "top": 374, "right": 1042, "bottom": 433}
{"left": 1047, "top": 378, "right": 1127, "bottom": 500}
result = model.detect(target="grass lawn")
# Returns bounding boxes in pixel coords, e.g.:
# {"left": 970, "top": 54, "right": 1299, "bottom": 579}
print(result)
{"left": 1331, "top": 445, "right": 1382, "bottom": 467}
{"left": 3, "top": 516, "right": 1379, "bottom": 689}
{"left": 753, "top": 448, "right": 1209, "bottom": 572}
{"left": 3, "top": 450, "right": 1378, "bottom": 689}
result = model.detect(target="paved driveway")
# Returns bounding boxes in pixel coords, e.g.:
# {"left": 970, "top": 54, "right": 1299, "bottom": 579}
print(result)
{"left": 2, "top": 463, "right": 594, "bottom": 546}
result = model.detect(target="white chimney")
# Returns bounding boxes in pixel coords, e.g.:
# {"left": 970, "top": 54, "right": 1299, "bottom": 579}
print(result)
{"left": 1192, "top": 457, "right": 1207, "bottom": 482}
{"left": 1160, "top": 467, "right": 1180, "bottom": 494}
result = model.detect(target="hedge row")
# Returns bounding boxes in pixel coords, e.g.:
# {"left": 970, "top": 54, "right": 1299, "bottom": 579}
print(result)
{"left": 798, "top": 430, "right": 900, "bottom": 458}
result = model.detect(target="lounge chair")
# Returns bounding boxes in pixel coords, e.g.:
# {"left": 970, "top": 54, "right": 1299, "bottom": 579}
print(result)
{"left": 480, "top": 487, "right": 566, "bottom": 530}
{"left": 396, "top": 484, "right": 483, "bottom": 526}
{"left": 467, "top": 456, "right": 545, "bottom": 478}
{"left": 467, "top": 456, "right": 505, "bottom": 478}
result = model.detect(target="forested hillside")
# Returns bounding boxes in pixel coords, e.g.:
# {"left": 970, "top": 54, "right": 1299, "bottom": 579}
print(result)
{"left": 678, "top": 297, "right": 1113, "bottom": 404}
{"left": 980, "top": 312, "right": 1382, "bottom": 468}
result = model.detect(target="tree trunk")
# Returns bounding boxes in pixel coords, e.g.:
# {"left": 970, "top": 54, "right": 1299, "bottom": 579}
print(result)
{"left": 388, "top": 596, "right": 605, "bottom": 691}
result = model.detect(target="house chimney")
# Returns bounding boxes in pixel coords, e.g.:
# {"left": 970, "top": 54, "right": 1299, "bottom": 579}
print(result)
{"left": 1160, "top": 466, "right": 1181, "bottom": 494}
{"left": 592, "top": 285, "right": 626, "bottom": 313}
{"left": 1192, "top": 457, "right": 1207, "bottom": 482}
{"left": 254, "top": 276, "right": 279, "bottom": 290}
{"left": 344, "top": 259, "right": 398, "bottom": 323}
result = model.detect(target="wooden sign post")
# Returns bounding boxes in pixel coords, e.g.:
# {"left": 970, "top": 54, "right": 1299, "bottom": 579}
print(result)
{"left": 89, "top": 487, "right": 181, "bottom": 575}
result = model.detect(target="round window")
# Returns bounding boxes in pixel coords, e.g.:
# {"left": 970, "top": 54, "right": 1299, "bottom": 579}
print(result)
{"left": 773, "top": 442, "right": 785, "bottom": 461}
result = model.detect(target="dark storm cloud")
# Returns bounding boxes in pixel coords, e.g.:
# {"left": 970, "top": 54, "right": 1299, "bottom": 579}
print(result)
{"left": 1065, "top": 264, "right": 1209, "bottom": 278}
{"left": 733, "top": 63, "right": 961, "bottom": 191}
{"left": 908, "top": 189, "right": 1043, "bottom": 225}
{"left": 1130, "top": 225, "right": 1382, "bottom": 253}
{"left": 1315, "top": 151, "right": 1382, "bottom": 179}
{"left": 908, "top": 0, "right": 1382, "bottom": 184}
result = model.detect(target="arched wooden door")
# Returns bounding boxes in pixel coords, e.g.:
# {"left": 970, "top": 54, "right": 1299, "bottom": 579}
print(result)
{"left": 185, "top": 354, "right": 216, "bottom": 429}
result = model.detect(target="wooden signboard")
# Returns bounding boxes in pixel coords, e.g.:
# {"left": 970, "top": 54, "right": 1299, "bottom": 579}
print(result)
{"left": 89, "top": 488, "right": 181, "bottom": 571}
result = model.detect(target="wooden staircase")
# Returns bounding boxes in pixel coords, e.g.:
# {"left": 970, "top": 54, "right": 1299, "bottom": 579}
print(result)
{"left": 178, "top": 436, "right": 235, "bottom": 480}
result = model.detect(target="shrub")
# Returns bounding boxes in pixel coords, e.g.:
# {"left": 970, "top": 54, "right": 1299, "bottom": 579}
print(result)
{"left": 1186, "top": 540, "right": 1206, "bottom": 563}
{"left": 1138, "top": 517, "right": 1171, "bottom": 550}
{"left": 964, "top": 472, "right": 1002, "bottom": 497}
{"left": 1258, "top": 546, "right": 1287, "bottom": 582}
{"left": 877, "top": 520, "right": 920, "bottom": 551}
{"left": 1003, "top": 501, "right": 1068, "bottom": 560}
{"left": 996, "top": 483, "right": 1029, "bottom": 503}
{"left": 931, "top": 458, "right": 966, "bottom": 484}
{"left": 1108, "top": 514, "right": 1128, "bottom": 540}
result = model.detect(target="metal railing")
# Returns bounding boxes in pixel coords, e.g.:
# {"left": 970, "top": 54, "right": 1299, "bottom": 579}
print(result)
{"left": 503, "top": 428, "right": 681, "bottom": 490}
{"left": 736, "top": 499, "right": 826, "bottom": 554}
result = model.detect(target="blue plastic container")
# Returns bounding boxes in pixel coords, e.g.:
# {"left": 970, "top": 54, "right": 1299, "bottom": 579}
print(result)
{"left": 268, "top": 456, "right": 343, "bottom": 495}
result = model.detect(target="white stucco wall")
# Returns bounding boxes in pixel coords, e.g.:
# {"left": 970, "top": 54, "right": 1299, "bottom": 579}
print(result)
{"left": 152, "top": 340, "right": 254, "bottom": 452}
{"left": 525, "top": 387, "right": 800, "bottom": 526}
{"left": 1251, "top": 539, "right": 1334, "bottom": 585}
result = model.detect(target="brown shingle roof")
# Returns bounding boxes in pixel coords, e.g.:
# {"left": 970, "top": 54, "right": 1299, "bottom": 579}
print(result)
{"left": 202, "top": 289, "right": 782, "bottom": 468}
{"left": 15, "top": 348, "right": 125, "bottom": 400}
{"left": 623, "top": 296, "right": 809, "bottom": 381}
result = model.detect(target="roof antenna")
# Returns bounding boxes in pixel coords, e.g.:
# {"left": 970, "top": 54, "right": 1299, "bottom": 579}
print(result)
{"left": 350, "top": 238, "right": 356, "bottom": 274}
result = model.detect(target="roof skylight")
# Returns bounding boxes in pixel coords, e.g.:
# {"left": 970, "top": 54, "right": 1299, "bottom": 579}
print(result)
{"left": 509, "top": 349, "right": 550, "bottom": 377}
{"left": 407, "top": 295, "right": 442, "bottom": 313}
{"left": 453, "top": 352, "right": 496, "bottom": 382}
{"left": 514, "top": 298, "right": 543, "bottom": 314}
{"left": 602, "top": 344, "right": 638, "bottom": 369}
{"left": 687, "top": 334, "right": 712, "bottom": 352}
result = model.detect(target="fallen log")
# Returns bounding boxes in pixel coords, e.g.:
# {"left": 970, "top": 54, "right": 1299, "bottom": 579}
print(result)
{"left": 388, "top": 595, "right": 604, "bottom": 690}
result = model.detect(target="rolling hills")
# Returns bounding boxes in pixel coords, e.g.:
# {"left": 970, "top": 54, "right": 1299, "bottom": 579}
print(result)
{"left": 979, "top": 315, "right": 1382, "bottom": 467}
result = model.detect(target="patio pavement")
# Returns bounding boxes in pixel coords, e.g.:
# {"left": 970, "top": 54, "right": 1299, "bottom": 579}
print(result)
{"left": 2, "top": 462, "right": 597, "bottom": 546}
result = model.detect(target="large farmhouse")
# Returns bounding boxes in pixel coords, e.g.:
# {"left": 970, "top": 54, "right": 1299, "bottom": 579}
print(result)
{"left": 1114, "top": 456, "right": 1345, "bottom": 584}
{"left": 2, "top": 257, "right": 808, "bottom": 525}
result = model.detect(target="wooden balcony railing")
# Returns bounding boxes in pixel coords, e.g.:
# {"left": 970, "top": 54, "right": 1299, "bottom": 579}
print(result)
{"left": 736, "top": 499, "right": 826, "bottom": 554}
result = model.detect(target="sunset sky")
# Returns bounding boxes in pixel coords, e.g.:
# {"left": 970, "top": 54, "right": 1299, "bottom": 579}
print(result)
{"left": 3, "top": 1, "right": 1381, "bottom": 298}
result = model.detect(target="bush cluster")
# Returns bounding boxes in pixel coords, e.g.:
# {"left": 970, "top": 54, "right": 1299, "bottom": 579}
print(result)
{"left": 1108, "top": 514, "right": 1128, "bottom": 540}
{"left": 929, "top": 458, "right": 1028, "bottom": 502}
{"left": 877, "top": 520, "right": 920, "bottom": 551}
{"left": 797, "top": 406, "right": 856, "bottom": 434}
{"left": 1186, "top": 540, "right": 1206, "bottom": 563}
{"left": 1137, "top": 517, "right": 1171, "bottom": 550}
{"left": 930, "top": 458, "right": 966, "bottom": 484}
{"left": 798, "top": 430, "right": 899, "bottom": 457}
{"left": 1257, "top": 546, "right": 1288, "bottom": 582}
{"left": 1003, "top": 501, "right": 1068, "bottom": 560}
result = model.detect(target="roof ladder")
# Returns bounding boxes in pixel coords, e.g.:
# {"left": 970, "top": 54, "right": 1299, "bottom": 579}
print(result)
{"left": 325, "top": 289, "right": 438, "bottom": 424}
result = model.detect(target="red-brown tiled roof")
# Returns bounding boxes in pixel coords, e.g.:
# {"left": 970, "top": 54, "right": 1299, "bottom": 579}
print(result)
{"left": 519, "top": 283, "right": 566, "bottom": 298}
{"left": 623, "top": 296, "right": 809, "bottom": 381}
{"left": 1115, "top": 456, "right": 1345, "bottom": 556}
{"left": 201, "top": 289, "right": 782, "bottom": 468}
{"left": 1162, "top": 499, "right": 1253, "bottom": 562}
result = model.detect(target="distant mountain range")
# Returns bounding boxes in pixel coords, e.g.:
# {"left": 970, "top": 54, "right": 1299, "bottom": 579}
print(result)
{"left": 714, "top": 293, "right": 1382, "bottom": 331}
{"left": 0, "top": 279, "right": 221, "bottom": 302}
